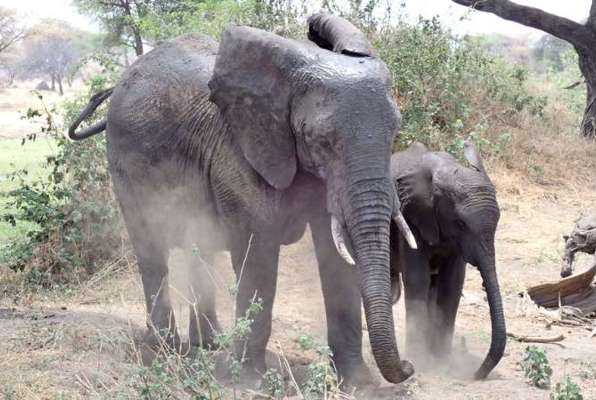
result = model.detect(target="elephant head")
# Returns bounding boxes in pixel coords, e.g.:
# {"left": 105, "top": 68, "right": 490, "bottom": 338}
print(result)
{"left": 208, "top": 17, "right": 414, "bottom": 383}
{"left": 393, "top": 141, "right": 505, "bottom": 379}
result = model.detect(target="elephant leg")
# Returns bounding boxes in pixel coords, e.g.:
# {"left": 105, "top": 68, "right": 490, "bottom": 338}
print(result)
{"left": 310, "top": 212, "right": 370, "bottom": 387}
{"left": 186, "top": 249, "right": 221, "bottom": 349}
{"left": 230, "top": 234, "right": 280, "bottom": 375}
{"left": 400, "top": 239, "right": 431, "bottom": 360}
{"left": 111, "top": 175, "right": 181, "bottom": 352}
{"left": 430, "top": 256, "right": 466, "bottom": 358}
{"left": 125, "top": 218, "right": 179, "bottom": 350}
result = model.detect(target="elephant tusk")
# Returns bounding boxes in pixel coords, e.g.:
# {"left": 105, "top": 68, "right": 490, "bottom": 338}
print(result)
{"left": 393, "top": 211, "right": 418, "bottom": 250}
{"left": 331, "top": 216, "right": 356, "bottom": 266}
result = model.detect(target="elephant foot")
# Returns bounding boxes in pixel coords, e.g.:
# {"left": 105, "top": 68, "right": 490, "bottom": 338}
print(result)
{"left": 139, "top": 327, "right": 183, "bottom": 364}
{"left": 214, "top": 356, "right": 266, "bottom": 391}
{"left": 189, "top": 324, "right": 221, "bottom": 350}
{"left": 337, "top": 361, "right": 376, "bottom": 391}
{"left": 236, "top": 365, "right": 265, "bottom": 391}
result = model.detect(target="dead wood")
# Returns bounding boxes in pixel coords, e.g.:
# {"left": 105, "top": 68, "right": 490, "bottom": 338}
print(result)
{"left": 526, "top": 264, "right": 596, "bottom": 313}
{"left": 507, "top": 332, "right": 565, "bottom": 344}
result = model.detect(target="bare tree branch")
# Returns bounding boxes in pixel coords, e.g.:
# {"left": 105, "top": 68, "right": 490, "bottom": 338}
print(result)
{"left": 452, "top": 0, "right": 595, "bottom": 51}
{"left": 0, "top": 7, "right": 27, "bottom": 54}
{"left": 564, "top": 79, "right": 586, "bottom": 90}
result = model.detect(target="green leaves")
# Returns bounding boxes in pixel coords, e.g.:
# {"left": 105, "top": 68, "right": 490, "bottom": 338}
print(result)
{"left": 551, "top": 376, "right": 583, "bottom": 400}
{"left": 520, "top": 346, "right": 553, "bottom": 389}
{"left": 2, "top": 76, "right": 121, "bottom": 283}
{"left": 375, "top": 17, "right": 545, "bottom": 160}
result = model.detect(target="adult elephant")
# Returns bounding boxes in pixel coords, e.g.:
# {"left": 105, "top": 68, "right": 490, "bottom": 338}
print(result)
{"left": 68, "top": 15, "right": 416, "bottom": 385}
{"left": 389, "top": 142, "right": 505, "bottom": 380}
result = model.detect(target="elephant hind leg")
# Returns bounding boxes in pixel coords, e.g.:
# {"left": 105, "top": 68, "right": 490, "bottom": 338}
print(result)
{"left": 113, "top": 180, "right": 180, "bottom": 353}
{"left": 185, "top": 249, "right": 221, "bottom": 349}
{"left": 129, "top": 221, "right": 180, "bottom": 351}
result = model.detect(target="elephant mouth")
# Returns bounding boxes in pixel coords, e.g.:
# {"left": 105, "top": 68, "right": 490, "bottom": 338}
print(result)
{"left": 330, "top": 206, "right": 417, "bottom": 266}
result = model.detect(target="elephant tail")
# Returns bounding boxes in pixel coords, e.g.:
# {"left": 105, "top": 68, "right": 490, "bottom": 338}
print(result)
{"left": 68, "top": 87, "right": 114, "bottom": 141}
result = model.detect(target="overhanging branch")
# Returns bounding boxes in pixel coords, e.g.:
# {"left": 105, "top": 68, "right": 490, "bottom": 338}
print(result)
{"left": 452, "top": 0, "right": 595, "bottom": 51}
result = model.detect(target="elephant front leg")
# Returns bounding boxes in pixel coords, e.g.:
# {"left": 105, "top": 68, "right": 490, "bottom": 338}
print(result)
{"left": 231, "top": 235, "right": 280, "bottom": 377}
{"left": 310, "top": 213, "right": 371, "bottom": 388}
{"left": 401, "top": 239, "right": 432, "bottom": 364}
{"left": 429, "top": 256, "right": 466, "bottom": 359}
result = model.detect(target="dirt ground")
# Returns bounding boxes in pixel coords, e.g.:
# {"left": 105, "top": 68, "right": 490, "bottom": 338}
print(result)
{"left": 1, "top": 181, "right": 595, "bottom": 399}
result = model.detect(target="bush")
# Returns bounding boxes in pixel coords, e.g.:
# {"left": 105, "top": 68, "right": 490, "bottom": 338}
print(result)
{"left": 139, "top": 0, "right": 306, "bottom": 40}
{"left": 551, "top": 376, "right": 583, "bottom": 400}
{"left": 520, "top": 346, "right": 553, "bottom": 389}
{"left": 1, "top": 76, "right": 122, "bottom": 285}
{"left": 374, "top": 17, "right": 546, "bottom": 157}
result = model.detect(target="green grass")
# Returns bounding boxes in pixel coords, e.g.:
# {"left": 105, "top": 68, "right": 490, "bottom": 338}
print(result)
{"left": 0, "top": 137, "right": 57, "bottom": 244}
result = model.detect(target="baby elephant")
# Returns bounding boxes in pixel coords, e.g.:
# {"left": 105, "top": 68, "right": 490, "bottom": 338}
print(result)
{"left": 389, "top": 142, "right": 505, "bottom": 380}
{"left": 560, "top": 214, "right": 596, "bottom": 277}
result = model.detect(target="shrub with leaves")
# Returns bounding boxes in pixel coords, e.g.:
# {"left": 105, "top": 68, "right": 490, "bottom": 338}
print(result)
{"left": 1, "top": 75, "right": 122, "bottom": 285}
{"left": 297, "top": 334, "right": 341, "bottom": 399}
{"left": 520, "top": 346, "right": 553, "bottom": 389}
{"left": 375, "top": 17, "right": 546, "bottom": 156}
{"left": 550, "top": 376, "right": 583, "bottom": 400}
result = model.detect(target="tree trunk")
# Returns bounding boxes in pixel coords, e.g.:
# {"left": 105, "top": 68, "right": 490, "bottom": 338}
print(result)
{"left": 121, "top": 0, "right": 144, "bottom": 56}
{"left": 132, "top": 28, "right": 144, "bottom": 56}
{"left": 578, "top": 49, "right": 596, "bottom": 138}
{"left": 57, "top": 76, "right": 63, "bottom": 96}
{"left": 50, "top": 75, "right": 55, "bottom": 91}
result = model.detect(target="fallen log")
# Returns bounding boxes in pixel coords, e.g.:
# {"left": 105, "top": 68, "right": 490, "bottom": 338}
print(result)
{"left": 507, "top": 332, "right": 565, "bottom": 344}
{"left": 526, "top": 263, "right": 596, "bottom": 315}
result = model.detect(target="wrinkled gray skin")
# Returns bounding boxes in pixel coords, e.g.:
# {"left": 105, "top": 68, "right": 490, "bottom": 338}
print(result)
{"left": 100, "top": 20, "right": 413, "bottom": 385}
{"left": 389, "top": 142, "right": 505, "bottom": 380}
{"left": 561, "top": 214, "right": 596, "bottom": 277}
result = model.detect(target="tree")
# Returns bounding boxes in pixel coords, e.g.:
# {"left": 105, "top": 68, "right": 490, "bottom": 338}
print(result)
{"left": 21, "top": 21, "right": 82, "bottom": 95}
{"left": 534, "top": 35, "right": 572, "bottom": 72}
{"left": 0, "top": 48, "right": 20, "bottom": 86}
{"left": 73, "top": 0, "right": 184, "bottom": 56}
{"left": 74, "top": 0, "right": 145, "bottom": 56}
{"left": 0, "top": 7, "right": 26, "bottom": 54}
{"left": 452, "top": 0, "right": 596, "bottom": 138}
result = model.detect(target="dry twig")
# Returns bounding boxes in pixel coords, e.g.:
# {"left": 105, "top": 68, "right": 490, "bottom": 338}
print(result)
{"left": 507, "top": 332, "right": 565, "bottom": 344}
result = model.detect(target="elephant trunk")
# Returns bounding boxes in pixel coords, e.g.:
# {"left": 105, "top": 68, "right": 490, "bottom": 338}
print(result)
{"left": 475, "top": 257, "right": 506, "bottom": 379}
{"left": 343, "top": 179, "right": 414, "bottom": 384}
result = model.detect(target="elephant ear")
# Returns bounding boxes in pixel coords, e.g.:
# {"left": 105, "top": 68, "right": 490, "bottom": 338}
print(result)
{"left": 463, "top": 140, "right": 486, "bottom": 174}
{"left": 307, "top": 13, "right": 374, "bottom": 56}
{"left": 396, "top": 165, "right": 441, "bottom": 247}
{"left": 209, "top": 26, "right": 303, "bottom": 189}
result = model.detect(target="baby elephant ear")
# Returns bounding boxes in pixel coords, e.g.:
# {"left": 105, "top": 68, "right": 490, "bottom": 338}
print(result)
{"left": 209, "top": 26, "right": 302, "bottom": 190}
{"left": 463, "top": 140, "right": 486, "bottom": 174}
{"left": 307, "top": 13, "right": 374, "bottom": 56}
{"left": 395, "top": 165, "right": 440, "bottom": 247}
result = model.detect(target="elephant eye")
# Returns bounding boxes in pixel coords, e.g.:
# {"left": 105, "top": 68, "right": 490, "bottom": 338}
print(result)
{"left": 456, "top": 220, "right": 466, "bottom": 231}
